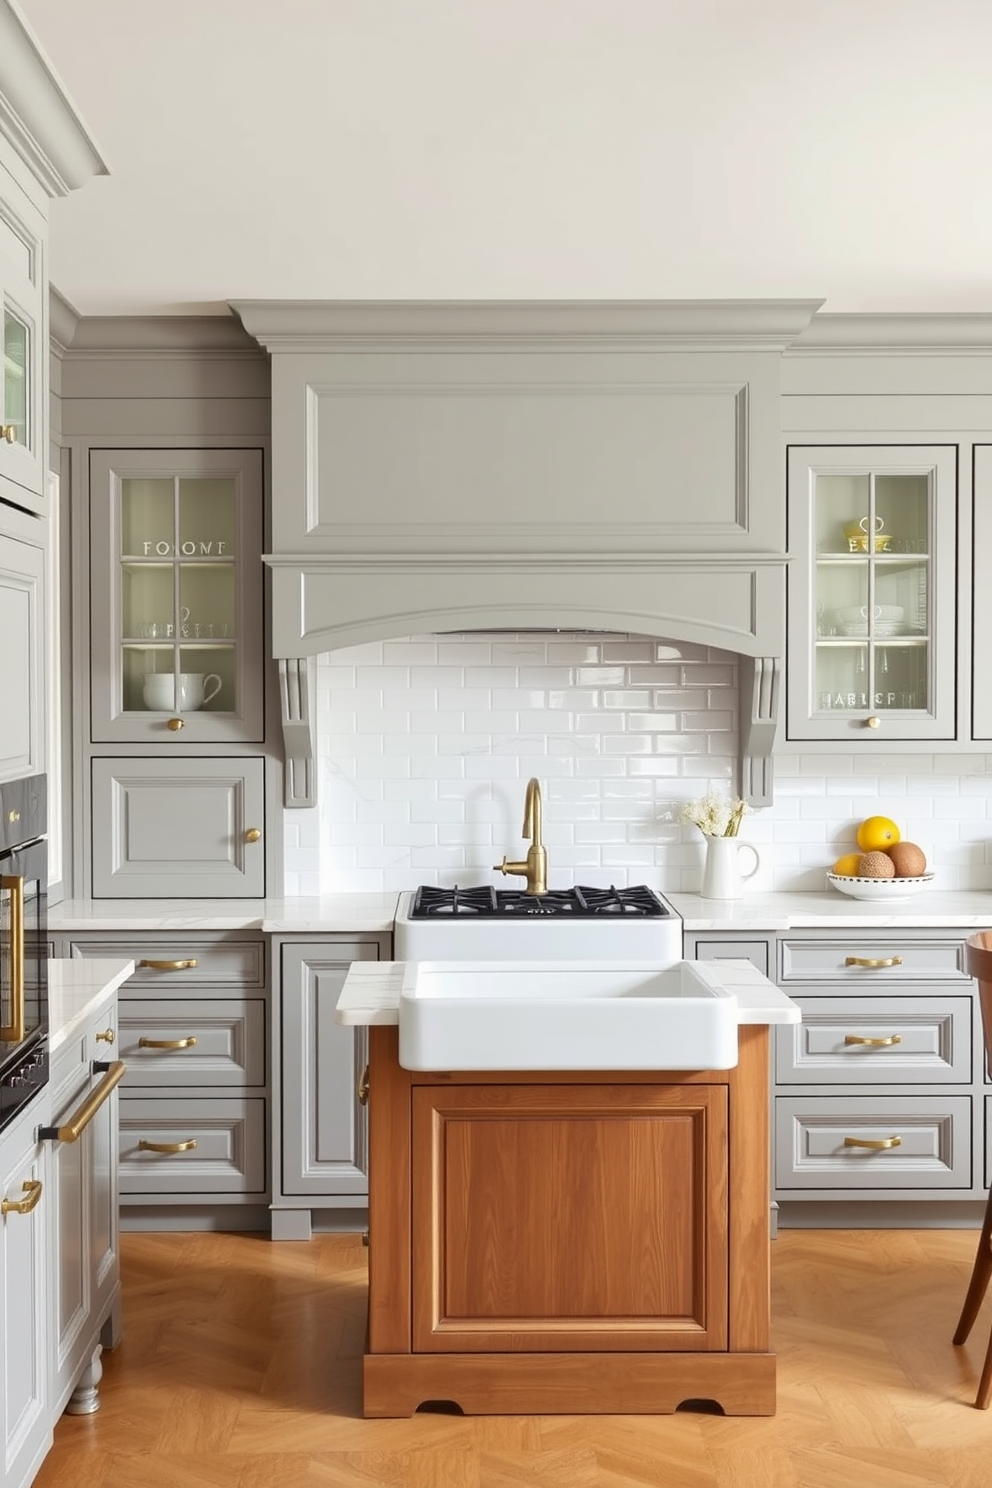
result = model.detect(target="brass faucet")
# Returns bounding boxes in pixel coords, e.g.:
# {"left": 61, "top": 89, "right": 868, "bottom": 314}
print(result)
{"left": 493, "top": 777, "right": 548, "bottom": 896}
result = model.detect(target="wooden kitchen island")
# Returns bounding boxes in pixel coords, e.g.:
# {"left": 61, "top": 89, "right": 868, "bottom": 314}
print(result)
{"left": 340, "top": 961, "right": 799, "bottom": 1418}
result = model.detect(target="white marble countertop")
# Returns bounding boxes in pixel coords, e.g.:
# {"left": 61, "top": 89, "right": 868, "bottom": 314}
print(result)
{"left": 49, "top": 958, "right": 135, "bottom": 1055}
{"left": 48, "top": 888, "right": 992, "bottom": 937}
{"left": 335, "top": 958, "right": 800, "bottom": 1028}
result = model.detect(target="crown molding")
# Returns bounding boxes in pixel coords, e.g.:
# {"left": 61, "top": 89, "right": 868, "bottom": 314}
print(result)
{"left": 231, "top": 298, "right": 825, "bottom": 355}
{"left": 791, "top": 312, "right": 992, "bottom": 354}
{"left": 60, "top": 313, "right": 263, "bottom": 357}
{"left": 0, "top": 1, "right": 108, "bottom": 196}
{"left": 48, "top": 285, "right": 79, "bottom": 356}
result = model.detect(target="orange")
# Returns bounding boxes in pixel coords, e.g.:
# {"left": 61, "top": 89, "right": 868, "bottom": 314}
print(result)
{"left": 856, "top": 815, "right": 901, "bottom": 852}
{"left": 832, "top": 852, "right": 863, "bottom": 877}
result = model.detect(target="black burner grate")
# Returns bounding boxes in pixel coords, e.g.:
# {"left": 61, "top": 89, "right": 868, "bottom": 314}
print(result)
{"left": 409, "top": 884, "right": 671, "bottom": 919}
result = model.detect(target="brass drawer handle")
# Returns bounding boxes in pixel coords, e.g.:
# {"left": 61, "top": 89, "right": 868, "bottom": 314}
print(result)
{"left": 40, "top": 1062, "right": 127, "bottom": 1143}
{"left": 358, "top": 1064, "right": 370, "bottom": 1105}
{"left": 1, "top": 875, "right": 25, "bottom": 1042}
{"left": 138, "top": 1036, "right": 197, "bottom": 1051}
{"left": 844, "top": 1033, "right": 903, "bottom": 1048}
{"left": 2, "top": 1179, "right": 42, "bottom": 1215}
{"left": 95, "top": 1028, "right": 115, "bottom": 1044}
{"left": 138, "top": 1139, "right": 197, "bottom": 1154}
{"left": 845, "top": 956, "right": 903, "bottom": 969}
{"left": 844, "top": 1134, "right": 902, "bottom": 1151}
{"left": 138, "top": 959, "right": 199, "bottom": 971}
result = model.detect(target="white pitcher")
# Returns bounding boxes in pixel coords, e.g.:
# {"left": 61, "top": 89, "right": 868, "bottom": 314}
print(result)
{"left": 701, "top": 835, "right": 760, "bottom": 900}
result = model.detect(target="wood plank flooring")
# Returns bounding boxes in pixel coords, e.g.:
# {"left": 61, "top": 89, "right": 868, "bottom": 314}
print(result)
{"left": 34, "top": 1228, "right": 992, "bottom": 1488}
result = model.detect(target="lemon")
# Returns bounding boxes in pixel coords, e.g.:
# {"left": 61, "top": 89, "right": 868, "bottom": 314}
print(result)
{"left": 856, "top": 816, "right": 901, "bottom": 853}
{"left": 832, "top": 852, "right": 863, "bottom": 877}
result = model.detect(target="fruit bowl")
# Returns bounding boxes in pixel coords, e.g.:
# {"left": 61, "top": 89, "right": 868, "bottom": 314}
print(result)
{"left": 826, "top": 872, "right": 935, "bottom": 902}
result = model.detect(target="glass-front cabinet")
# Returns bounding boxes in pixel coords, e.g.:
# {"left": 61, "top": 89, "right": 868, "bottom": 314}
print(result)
{"left": 89, "top": 449, "right": 264, "bottom": 742}
{"left": 0, "top": 170, "right": 45, "bottom": 509}
{"left": 787, "top": 446, "right": 957, "bottom": 741}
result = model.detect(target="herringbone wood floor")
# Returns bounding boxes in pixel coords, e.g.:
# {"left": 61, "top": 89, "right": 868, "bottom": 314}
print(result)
{"left": 34, "top": 1228, "right": 992, "bottom": 1488}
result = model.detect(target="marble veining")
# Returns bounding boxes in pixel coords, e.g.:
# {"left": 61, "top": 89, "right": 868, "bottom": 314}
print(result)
{"left": 49, "top": 959, "right": 135, "bottom": 1055}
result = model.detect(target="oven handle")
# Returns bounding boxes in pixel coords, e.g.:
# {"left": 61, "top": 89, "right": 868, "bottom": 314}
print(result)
{"left": 0, "top": 875, "right": 25, "bottom": 1043}
{"left": 39, "top": 1061, "right": 127, "bottom": 1144}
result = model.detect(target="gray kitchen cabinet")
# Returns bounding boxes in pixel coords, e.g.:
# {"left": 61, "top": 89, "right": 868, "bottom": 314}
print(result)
{"left": 0, "top": 501, "right": 45, "bottom": 783}
{"left": 90, "top": 756, "right": 266, "bottom": 899}
{"left": 0, "top": 148, "right": 46, "bottom": 512}
{"left": 272, "top": 936, "right": 389, "bottom": 1241}
{"left": 786, "top": 445, "right": 958, "bottom": 743}
{"left": 63, "top": 933, "right": 269, "bottom": 1222}
{"left": 0, "top": 1086, "right": 51, "bottom": 1488}
{"left": 46, "top": 996, "right": 122, "bottom": 1419}
{"left": 87, "top": 447, "right": 264, "bottom": 744}
{"left": 973, "top": 446, "right": 992, "bottom": 740}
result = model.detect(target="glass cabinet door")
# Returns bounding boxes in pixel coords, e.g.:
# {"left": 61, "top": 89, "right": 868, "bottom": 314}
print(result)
{"left": 0, "top": 188, "right": 45, "bottom": 508}
{"left": 787, "top": 446, "right": 957, "bottom": 741}
{"left": 89, "top": 449, "right": 264, "bottom": 742}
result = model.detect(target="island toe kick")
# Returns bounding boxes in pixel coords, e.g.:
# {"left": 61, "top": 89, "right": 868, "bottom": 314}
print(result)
{"left": 363, "top": 1024, "right": 780, "bottom": 1418}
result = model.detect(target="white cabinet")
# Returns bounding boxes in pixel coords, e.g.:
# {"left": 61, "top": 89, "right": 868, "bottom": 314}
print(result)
{"left": 0, "top": 152, "right": 46, "bottom": 512}
{"left": 973, "top": 446, "right": 992, "bottom": 740}
{"left": 786, "top": 445, "right": 958, "bottom": 742}
{"left": 272, "top": 937, "right": 388, "bottom": 1240}
{"left": 0, "top": 1089, "right": 51, "bottom": 1488}
{"left": 0, "top": 502, "right": 45, "bottom": 783}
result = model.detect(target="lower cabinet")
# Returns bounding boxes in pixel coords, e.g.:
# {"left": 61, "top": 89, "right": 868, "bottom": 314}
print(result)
{"left": 271, "top": 936, "right": 389, "bottom": 1241}
{"left": 0, "top": 1091, "right": 51, "bottom": 1488}
{"left": 689, "top": 927, "right": 986, "bottom": 1221}
{"left": 62, "top": 933, "right": 270, "bottom": 1223}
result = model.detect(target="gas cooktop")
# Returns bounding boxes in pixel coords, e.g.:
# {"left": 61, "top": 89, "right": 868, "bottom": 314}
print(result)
{"left": 408, "top": 884, "right": 672, "bottom": 919}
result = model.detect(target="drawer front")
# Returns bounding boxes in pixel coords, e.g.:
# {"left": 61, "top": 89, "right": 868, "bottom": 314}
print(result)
{"left": 779, "top": 936, "right": 967, "bottom": 984}
{"left": 120, "top": 1000, "right": 264, "bottom": 1088}
{"left": 775, "top": 1095, "right": 972, "bottom": 1191}
{"left": 119, "top": 1097, "right": 266, "bottom": 1195}
{"left": 68, "top": 938, "right": 266, "bottom": 992}
{"left": 691, "top": 939, "right": 770, "bottom": 977}
{"left": 775, "top": 996, "right": 972, "bottom": 1085}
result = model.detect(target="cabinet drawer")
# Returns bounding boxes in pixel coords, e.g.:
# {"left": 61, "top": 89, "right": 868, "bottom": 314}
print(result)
{"left": 68, "top": 938, "right": 265, "bottom": 992}
{"left": 120, "top": 1000, "right": 264, "bottom": 1088}
{"left": 779, "top": 936, "right": 967, "bottom": 984}
{"left": 692, "top": 939, "right": 770, "bottom": 977}
{"left": 775, "top": 996, "right": 972, "bottom": 1085}
{"left": 119, "top": 1097, "right": 265, "bottom": 1196}
{"left": 774, "top": 1095, "right": 972, "bottom": 1191}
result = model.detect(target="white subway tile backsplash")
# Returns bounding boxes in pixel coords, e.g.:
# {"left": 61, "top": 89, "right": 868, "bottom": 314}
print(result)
{"left": 289, "top": 632, "right": 992, "bottom": 893}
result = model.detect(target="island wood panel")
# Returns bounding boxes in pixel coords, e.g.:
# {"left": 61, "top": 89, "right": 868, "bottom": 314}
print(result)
{"left": 410, "top": 1083, "right": 729, "bottom": 1352}
{"left": 367, "top": 1027, "right": 413, "bottom": 1354}
{"left": 729, "top": 1023, "right": 772, "bottom": 1354}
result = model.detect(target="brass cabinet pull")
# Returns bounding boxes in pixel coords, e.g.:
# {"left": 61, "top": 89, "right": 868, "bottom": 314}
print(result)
{"left": 0, "top": 424, "right": 16, "bottom": 444}
{"left": 843, "top": 1134, "right": 902, "bottom": 1150}
{"left": 95, "top": 1028, "right": 115, "bottom": 1044}
{"left": 844, "top": 1033, "right": 903, "bottom": 1048}
{"left": 2, "top": 1179, "right": 42, "bottom": 1215}
{"left": 138, "top": 1035, "right": 197, "bottom": 1050}
{"left": 138, "top": 1138, "right": 197, "bottom": 1154}
{"left": 1, "top": 875, "right": 25, "bottom": 1041}
{"left": 358, "top": 1065, "right": 370, "bottom": 1105}
{"left": 40, "top": 1061, "right": 127, "bottom": 1143}
{"left": 845, "top": 956, "right": 903, "bottom": 969}
{"left": 244, "top": 827, "right": 262, "bottom": 843}
{"left": 138, "top": 959, "right": 198, "bottom": 971}
{"left": 167, "top": 717, "right": 184, "bottom": 731}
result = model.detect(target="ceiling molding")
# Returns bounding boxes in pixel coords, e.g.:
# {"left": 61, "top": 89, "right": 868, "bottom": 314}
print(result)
{"left": 791, "top": 313, "right": 992, "bottom": 354}
{"left": 231, "top": 298, "right": 825, "bottom": 355}
{"left": 60, "top": 313, "right": 264, "bottom": 356}
{"left": 48, "top": 285, "right": 79, "bottom": 356}
{"left": 0, "top": 1, "right": 108, "bottom": 196}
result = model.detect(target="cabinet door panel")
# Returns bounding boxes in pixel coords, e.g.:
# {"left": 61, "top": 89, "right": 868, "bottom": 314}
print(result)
{"left": 91, "top": 757, "right": 266, "bottom": 898}
{"left": 974, "top": 446, "right": 992, "bottom": 739}
{"left": 119, "top": 1097, "right": 265, "bottom": 1196}
{"left": 0, "top": 518, "right": 45, "bottom": 783}
{"left": 0, "top": 1105, "right": 49, "bottom": 1482}
{"left": 411, "top": 1083, "right": 728, "bottom": 1353}
{"left": 0, "top": 161, "right": 46, "bottom": 509}
{"left": 774, "top": 1095, "right": 971, "bottom": 1190}
{"left": 775, "top": 996, "right": 971, "bottom": 1084}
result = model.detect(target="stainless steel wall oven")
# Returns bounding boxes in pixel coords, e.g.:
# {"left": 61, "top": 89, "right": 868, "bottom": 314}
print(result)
{"left": 1, "top": 774, "right": 48, "bottom": 1132}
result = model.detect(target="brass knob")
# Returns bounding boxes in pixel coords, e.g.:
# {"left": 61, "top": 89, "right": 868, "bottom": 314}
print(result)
{"left": 244, "top": 827, "right": 262, "bottom": 843}
{"left": 167, "top": 717, "right": 184, "bottom": 731}
{"left": 0, "top": 425, "right": 15, "bottom": 444}
{"left": 866, "top": 715, "right": 881, "bottom": 729}
{"left": 95, "top": 1028, "right": 115, "bottom": 1044}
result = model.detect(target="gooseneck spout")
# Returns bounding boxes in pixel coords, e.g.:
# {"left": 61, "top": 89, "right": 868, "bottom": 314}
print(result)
{"left": 493, "top": 777, "right": 549, "bottom": 895}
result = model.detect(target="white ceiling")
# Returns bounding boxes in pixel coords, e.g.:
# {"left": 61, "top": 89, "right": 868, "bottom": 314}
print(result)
{"left": 18, "top": 0, "right": 992, "bottom": 319}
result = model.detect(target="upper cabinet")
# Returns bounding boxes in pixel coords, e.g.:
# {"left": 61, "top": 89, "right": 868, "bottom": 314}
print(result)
{"left": 786, "top": 445, "right": 957, "bottom": 743}
{"left": 88, "top": 448, "right": 265, "bottom": 743}
{"left": 0, "top": 156, "right": 45, "bottom": 508}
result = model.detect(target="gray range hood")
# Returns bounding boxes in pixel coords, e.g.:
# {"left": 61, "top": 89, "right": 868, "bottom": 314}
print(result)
{"left": 232, "top": 299, "right": 823, "bottom": 808}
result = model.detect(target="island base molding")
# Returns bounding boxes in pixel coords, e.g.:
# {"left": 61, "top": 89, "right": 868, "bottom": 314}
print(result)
{"left": 363, "top": 1352, "right": 777, "bottom": 1418}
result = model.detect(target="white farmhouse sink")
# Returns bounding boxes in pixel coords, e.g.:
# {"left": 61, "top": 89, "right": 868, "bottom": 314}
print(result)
{"left": 397, "top": 959, "right": 738, "bottom": 1071}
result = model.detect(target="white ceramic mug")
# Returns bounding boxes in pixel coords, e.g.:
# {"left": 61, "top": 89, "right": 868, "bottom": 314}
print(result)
{"left": 701, "top": 836, "right": 761, "bottom": 900}
{"left": 143, "top": 672, "right": 222, "bottom": 712}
